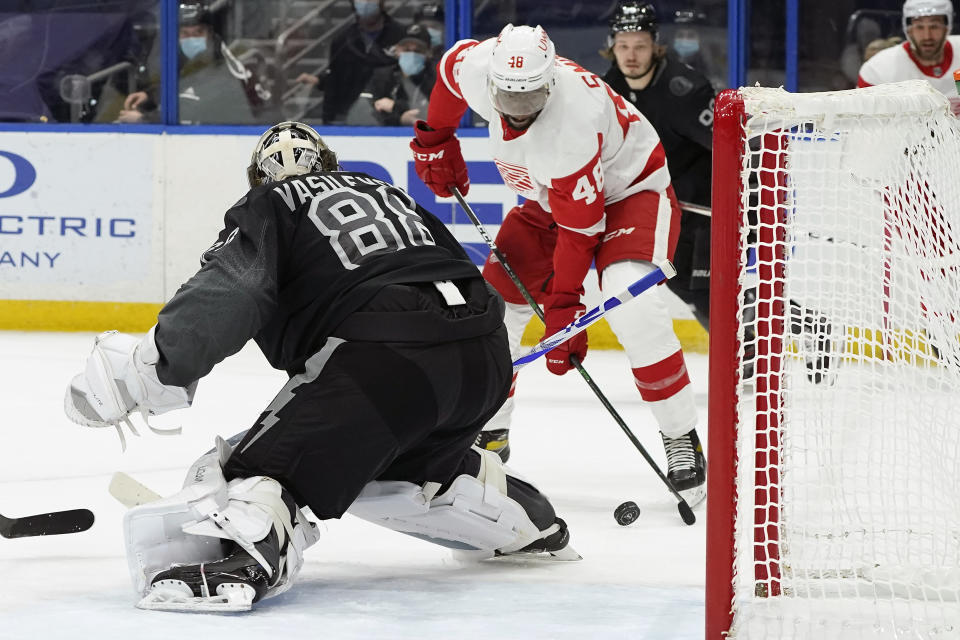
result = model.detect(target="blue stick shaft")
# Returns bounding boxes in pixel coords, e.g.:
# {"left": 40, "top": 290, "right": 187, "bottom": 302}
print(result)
{"left": 512, "top": 261, "right": 676, "bottom": 370}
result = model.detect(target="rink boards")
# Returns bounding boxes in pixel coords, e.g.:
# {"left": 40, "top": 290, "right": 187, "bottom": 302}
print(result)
{"left": 0, "top": 128, "right": 706, "bottom": 350}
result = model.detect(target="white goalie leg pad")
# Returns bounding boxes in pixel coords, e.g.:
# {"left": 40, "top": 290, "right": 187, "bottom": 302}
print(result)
{"left": 123, "top": 439, "right": 232, "bottom": 595}
{"left": 179, "top": 475, "right": 320, "bottom": 600}
{"left": 347, "top": 448, "right": 542, "bottom": 553}
{"left": 64, "top": 326, "right": 195, "bottom": 447}
{"left": 124, "top": 437, "right": 319, "bottom": 599}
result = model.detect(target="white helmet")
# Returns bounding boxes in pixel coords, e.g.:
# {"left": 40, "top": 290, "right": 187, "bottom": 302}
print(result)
{"left": 902, "top": 0, "right": 953, "bottom": 36}
{"left": 488, "top": 24, "right": 556, "bottom": 117}
{"left": 247, "top": 121, "right": 338, "bottom": 188}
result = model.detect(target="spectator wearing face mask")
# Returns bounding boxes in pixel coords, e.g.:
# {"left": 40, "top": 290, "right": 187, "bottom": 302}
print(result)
{"left": 669, "top": 9, "right": 709, "bottom": 74}
{"left": 296, "top": 0, "right": 406, "bottom": 124}
{"left": 414, "top": 2, "right": 445, "bottom": 59}
{"left": 364, "top": 23, "right": 435, "bottom": 126}
{"left": 117, "top": 1, "right": 261, "bottom": 124}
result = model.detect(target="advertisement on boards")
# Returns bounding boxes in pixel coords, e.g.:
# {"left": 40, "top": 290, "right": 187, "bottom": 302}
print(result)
{"left": 0, "top": 132, "right": 159, "bottom": 301}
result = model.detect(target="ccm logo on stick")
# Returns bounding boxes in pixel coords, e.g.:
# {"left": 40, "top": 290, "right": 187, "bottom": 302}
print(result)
{"left": 0, "top": 151, "right": 37, "bottom": 198}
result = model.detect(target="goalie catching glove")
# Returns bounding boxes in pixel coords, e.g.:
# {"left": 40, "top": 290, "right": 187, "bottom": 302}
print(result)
{"left": 64, "top": 326, "right": 195, "bottom": 449}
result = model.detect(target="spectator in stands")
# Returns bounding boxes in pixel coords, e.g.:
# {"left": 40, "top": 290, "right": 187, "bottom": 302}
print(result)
{"left": 117, "top": 1, "right": 263, "bottom": 124}
{"left": 296, "top": 0, "right": 405, "bottom": 125}
{"left": 365, "top": 23, "right": 435, "bottom": 126}
{"left": 669, "top": 9, "right": 709, "bottom": 74}
{"left": 0, "top": 0, "right": 155, "bottom": 123}
{"left": 414, "top": 2, "right": 445, "bottom": 59}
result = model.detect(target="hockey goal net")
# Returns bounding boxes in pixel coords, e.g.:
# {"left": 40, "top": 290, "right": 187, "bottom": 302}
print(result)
{"left": 705, "top": 80, "right": 960, "bottom": 639}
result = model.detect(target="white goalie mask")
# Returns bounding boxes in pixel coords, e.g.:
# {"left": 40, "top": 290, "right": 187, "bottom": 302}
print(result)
{"left": 247, "top": 121, "right": 338, "bottom": 188}
{"left": 902, "top": 0, "right": 953, "bottom": 36}
{"left": 488, "top": 24, "right": 556, "bottom": 119}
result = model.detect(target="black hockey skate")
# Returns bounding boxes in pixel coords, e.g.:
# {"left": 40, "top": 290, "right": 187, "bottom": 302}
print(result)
{"left": 475, "top": 428, "right": 510, "bottom": 463}
{"left": 495, "top": 518, "right": 581, "bottom": 561}
{"left": 662, "top": 429, "right": 706, "bottom": 507}
{"left": 140, "top": 528, "right": 285, "bottom": 612}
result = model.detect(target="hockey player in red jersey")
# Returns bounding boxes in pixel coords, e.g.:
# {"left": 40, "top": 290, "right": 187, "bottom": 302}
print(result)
{"left": 410, "top": 24, "right": 705, "bottom": 504}
{"left": 858, "top": 0, "right": 960, "bottom": 115}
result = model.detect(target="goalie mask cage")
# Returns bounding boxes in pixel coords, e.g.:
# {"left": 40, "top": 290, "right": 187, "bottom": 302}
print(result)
{"left": 705, "top": 80, "right": 960, "bottom": 640}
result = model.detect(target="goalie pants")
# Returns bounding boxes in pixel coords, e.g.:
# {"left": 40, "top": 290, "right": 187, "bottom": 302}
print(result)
{"left": 480, "top": 192, "right": 698, "bottom": 438}
{"left": 223, "top": 281, "right": 555, "bottom": 522}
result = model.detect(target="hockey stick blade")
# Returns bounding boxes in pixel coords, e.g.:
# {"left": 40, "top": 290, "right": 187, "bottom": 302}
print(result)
{"left": 512, "top": 262, "right": 677, "bottom": 371}
{"left": 0, "top": 508, "right": 94, "bottom": 538}
{"left": 109, "top": 472, "right": 162, "bottom": 508}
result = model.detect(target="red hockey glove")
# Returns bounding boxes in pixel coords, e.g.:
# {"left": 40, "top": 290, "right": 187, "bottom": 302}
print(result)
{"left": 410, "top": 120, "right": 469, "bottom": 198}
{"left": 543, "top": 294, "right": 587, "bottom": 376}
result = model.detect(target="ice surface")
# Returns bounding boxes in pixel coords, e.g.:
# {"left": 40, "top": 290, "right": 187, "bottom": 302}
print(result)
{"left": 0, "top": 332, "right": 707, "bottom": 639}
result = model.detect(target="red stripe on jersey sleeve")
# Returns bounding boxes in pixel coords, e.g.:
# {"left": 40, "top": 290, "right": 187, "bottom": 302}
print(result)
{"left": 547, "top": 139, "right": 606, "bottom": 299}
{"left": 426, "top": 40, "right": 478, "bottom": 129}
{"left": 856, "top": 76, "right": 872, "bottom": 88}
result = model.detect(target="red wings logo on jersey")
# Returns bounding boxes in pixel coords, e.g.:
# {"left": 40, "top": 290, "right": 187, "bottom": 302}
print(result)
{"left": 494, "top": 159, "right": 535, "bottom": 192}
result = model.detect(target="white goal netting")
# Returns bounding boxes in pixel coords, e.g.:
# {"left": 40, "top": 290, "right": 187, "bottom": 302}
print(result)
{"left": 713, "top": 80, "right": 960, "bottom": 639}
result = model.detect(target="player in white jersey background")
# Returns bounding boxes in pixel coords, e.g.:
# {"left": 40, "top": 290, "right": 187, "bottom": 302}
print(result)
{"left": 858, "top": 0, "right": 960, "bottom": 115}
{"left": 409, "top": 24, "right": 705, "bottom": 504}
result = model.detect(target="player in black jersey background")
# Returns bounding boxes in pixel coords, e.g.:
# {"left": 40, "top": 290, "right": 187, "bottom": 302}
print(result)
{"left": 64, "top": 121, "right": 578, "bottom": 612}
{"left": 601, "top": 1, "right": 715, "bottom": 329}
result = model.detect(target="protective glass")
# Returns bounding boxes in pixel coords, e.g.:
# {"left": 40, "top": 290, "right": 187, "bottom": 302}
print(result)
{"left": 489, "top": 82, "right": 550, "bottom": 117}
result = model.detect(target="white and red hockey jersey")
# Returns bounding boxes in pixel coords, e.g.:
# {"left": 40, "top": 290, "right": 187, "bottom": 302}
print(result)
{"left": 426, "top": 37, "right": 671, "bottom": 299}
{"left": 858, "top": 36, "right": 960, "bottom": 115}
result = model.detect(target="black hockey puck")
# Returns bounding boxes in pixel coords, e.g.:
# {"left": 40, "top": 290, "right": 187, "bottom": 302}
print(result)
{"left": 614, "top": 501, "right": 641, "bottom": 526}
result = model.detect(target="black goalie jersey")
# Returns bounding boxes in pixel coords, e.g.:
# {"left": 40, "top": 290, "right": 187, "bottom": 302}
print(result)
{"left": 154, "top": 171, "right": 499, "bottom": 386}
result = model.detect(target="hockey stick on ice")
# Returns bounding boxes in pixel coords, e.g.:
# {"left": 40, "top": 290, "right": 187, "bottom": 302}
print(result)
{"left": 451, "top": 187, "right": 696, "bottom": 526}
{"left": 0, "top": 507, "right": 94, "bottom": 538}
{"left": 512, "top": 263, "right": 676, "bottom": 370}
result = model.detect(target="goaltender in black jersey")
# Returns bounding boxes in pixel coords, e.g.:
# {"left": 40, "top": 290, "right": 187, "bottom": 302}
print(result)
{"left": 159, "top": 147, "right": 493, "bottom": 383}
{"left": 64, "top": 121, "right": 578, "bottom": 613}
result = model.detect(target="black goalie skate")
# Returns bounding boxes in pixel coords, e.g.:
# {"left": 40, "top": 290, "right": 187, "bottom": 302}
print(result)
{"left": 495, "top": 517, "right": 581, "bottom": 561}
{"left": 139, "top": 528, "right": 286, "bottom": 612}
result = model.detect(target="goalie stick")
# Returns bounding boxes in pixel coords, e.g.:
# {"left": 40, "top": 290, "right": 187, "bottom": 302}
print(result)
{"left": 109, "top": 471, "right": 162, "bottom": 508}
{"left": 451, "top": 187, "right": 696, "bottom": 526}
{"left": 0, "top": 507, "right": 94, "bottom": 539}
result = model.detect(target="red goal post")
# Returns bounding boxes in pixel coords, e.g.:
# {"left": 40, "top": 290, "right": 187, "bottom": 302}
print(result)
{"left": 705, "top": 80, "right": 960, "bottom": 639}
